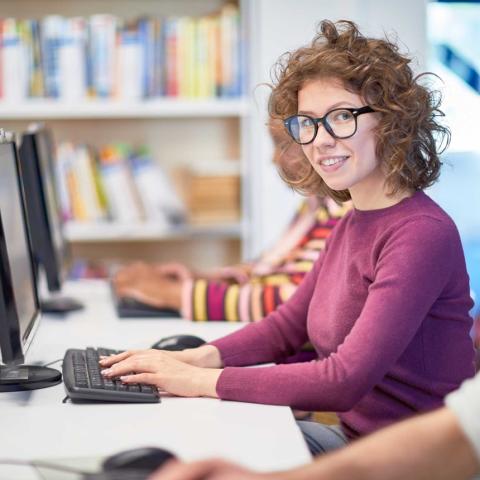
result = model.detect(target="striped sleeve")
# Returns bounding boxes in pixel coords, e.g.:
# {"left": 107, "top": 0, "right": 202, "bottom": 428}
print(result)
{"left": 181, "top": 199, "right": 348, "bottom": 322}
{"left": 185, "top": 278, "right": 303, "bottom": 322}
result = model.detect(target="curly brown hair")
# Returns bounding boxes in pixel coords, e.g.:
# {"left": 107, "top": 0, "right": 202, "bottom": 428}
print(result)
{"left": 268, "top": 20, "right": 450, "bottom": 202}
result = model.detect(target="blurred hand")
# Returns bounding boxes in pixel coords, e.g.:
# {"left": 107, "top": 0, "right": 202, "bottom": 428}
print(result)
{"left": 154, "top": 262, "right": 194, "bottom": 282}
{"left": 113, "top": 265, "right": 183, "bottom": 310}
{"left": 206, "top": 263, "right": 253, "bottom": 284}
{"left": 113, "top": 261, "right": 156, "bottom": 285}
{"left": 99, "top": 349, "right": 221, "bottom": 398}
{"left": 148, "top": 458, "right": 278, "bottom": 480}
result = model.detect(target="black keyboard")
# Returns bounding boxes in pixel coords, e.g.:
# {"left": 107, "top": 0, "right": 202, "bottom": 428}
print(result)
{"left": 116, "top": 296, "right": 180, "bottom": 319}
{"left": 110, "top": 283, "right": 180, "bottom": 319}
{"left": 62, "top": 348, "right": 160, "bottom": 403}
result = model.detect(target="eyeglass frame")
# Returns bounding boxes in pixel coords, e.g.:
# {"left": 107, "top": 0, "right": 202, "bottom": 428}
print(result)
{"left": 284, "top": 106, "right": 375, "bottom": 145}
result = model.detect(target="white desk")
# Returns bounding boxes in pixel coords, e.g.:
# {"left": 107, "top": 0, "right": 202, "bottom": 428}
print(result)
{"left": 0, "top": 280, "right": 311, "bottom": 479}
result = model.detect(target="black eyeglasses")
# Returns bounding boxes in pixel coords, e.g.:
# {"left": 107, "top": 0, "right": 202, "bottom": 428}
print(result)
{"left": 284, "top": 106, "right": 375, "bottom": 145}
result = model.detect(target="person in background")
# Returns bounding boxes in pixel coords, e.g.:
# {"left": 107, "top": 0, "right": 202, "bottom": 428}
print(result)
{"left": 148, "top": 370, "right": 480, "bottom": 480}
{"left": 100, "top": 19, "right": 475, "bottom": 456}
{"left": 113, "top": 125, "right": 350, "bottom": 322}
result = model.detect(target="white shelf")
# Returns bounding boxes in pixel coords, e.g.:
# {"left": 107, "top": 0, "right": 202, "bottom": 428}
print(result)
{"left": 0, "top": 98, "right": 249, "bottom": 120}
{"left": 64, "top": 221, "right": 242, "bottom": 242}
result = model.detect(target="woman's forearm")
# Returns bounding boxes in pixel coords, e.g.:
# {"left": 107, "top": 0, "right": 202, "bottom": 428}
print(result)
{"left": 177, "top": 345, "right": 223, "bottom": 369}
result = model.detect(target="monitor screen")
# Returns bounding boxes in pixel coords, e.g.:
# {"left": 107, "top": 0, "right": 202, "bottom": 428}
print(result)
{"left": 35, "top": 130, "right": 64, "bottom": 257}
{"left": 0, "top": 142, "right": 38, "bottom": 357}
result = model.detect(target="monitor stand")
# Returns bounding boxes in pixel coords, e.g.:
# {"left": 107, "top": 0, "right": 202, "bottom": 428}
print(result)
{"left": 0, "top": 365, "right": 62, "bottom": 392}
{"left": 40, "top": 296, "right": 84, "bottom": 315}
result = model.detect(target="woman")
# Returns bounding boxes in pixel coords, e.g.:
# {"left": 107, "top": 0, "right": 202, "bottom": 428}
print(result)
{"left": 100, "top": 20, "right": 475, "bottom": 455}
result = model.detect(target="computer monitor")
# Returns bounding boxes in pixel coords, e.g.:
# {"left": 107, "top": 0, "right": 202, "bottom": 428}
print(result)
{"left": 0, "top": 134, "right": 61, "bottom": 391}
{"left": 18, "top": 126, "right": 83, "bottom": 314}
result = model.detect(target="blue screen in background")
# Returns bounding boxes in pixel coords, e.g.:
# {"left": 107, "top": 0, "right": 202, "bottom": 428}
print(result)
{"left": 427, "top": 2, "right": 480, "bottom": 318}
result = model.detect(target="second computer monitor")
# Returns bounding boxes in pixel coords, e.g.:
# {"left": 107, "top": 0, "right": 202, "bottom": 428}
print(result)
{"left": 18, "top": 128, "right": 64, "bottom": 292}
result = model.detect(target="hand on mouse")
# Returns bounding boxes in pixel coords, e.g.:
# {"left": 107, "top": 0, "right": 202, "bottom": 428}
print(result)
{"left": 148, "top": 458, "right": 281, "bottom": 480}
{"left": 99, "top": 349, "right": 221, "bottom": 398}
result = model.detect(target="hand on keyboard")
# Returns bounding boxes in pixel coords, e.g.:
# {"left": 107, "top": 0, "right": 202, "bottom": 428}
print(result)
{"left": 99, "top": 349, "right": 220, "bottom": 399}
{"left": 63, "top": 348, "right": 160, "bottom": 403}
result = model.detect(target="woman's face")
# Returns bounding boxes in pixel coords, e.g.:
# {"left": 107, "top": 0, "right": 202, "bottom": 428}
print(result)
{"left": 298, "top": 78, "right": 384, "bottom": 205}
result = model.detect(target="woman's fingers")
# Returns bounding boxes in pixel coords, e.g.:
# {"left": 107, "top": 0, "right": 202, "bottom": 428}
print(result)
{"left": 98, "top": 349, "right": 137, "bottom": 367}
{"left": 119, "top": 372, "right": 158, "bottom": 385}
{"left": 100, "top": 351, "right": 162, "bottom": 377}
{"left": 155, "top": 262, "right": 192, "bottom": 281}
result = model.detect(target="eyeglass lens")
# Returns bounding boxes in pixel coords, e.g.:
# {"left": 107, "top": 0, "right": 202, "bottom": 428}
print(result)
{"left": 289, "top": 109, "right": 356, "bottom": 143}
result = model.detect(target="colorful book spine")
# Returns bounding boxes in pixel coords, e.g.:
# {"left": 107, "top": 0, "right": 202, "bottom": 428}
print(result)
{"left": 58, "top": 17, "right": 87, "bottom": 100}
{"left": 41, "top": 15, "right": 64, "bottom": 98}
{"left": 89, "top": 14, "right": 117, "bottom": 98}
{"left": 116, "top": 25, "right": 144, "bottom": 99}
{"left": 1, "top": 18, "right": 29, "bottom": 101}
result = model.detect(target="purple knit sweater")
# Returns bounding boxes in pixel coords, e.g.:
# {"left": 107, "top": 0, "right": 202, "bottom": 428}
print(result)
{"left": 210, "top": 191, "right": 475, "bottom": 439}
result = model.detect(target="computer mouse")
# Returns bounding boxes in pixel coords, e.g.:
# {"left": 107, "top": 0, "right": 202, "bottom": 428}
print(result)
{"left": 151, "top": 334, "right": 206, "bottom": 351}
{"left": 102, "top": 446, "right": 175, "bottom": 473}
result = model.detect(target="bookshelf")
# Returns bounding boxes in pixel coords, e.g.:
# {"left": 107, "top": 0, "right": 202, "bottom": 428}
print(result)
{"left": 0, "top": 0, "right": 252, "bottom": 271}
{"left": 64, "top": 221, "right": 242, "bottom": 242}
{"left": 0, "top": 99, "right": 249, "bottom": 120}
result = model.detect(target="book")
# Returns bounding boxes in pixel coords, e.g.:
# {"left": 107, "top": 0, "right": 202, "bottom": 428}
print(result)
{"left": 128, "top": 148, "right": 185, "bottom": 226}
{"left": 58, "top": 17, "right": 87, "bottom": 100}
{"left": 176, "top": 160, "right": 241, "bottom": 224}
{"left": 1, "top": 18, "right": 29, "bottom": 101}
{"left": 116, "top": 24, "right": 144, "bottom": 100}
{"left": 89, "top": 14, "right": 117, "bottom": 98}
{"left": 41, "top": 15, "right": 64, "bottom": 98}
{"left": 98, "top": 144, "right": 145, "bottom": 222}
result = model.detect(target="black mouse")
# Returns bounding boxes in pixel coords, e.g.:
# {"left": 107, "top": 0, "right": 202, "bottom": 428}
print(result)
{"left": 152, "top": 334, "right": 206, "bottom": 351}
{"left": 102, "top": 446, "right": 175, "bottom": 473}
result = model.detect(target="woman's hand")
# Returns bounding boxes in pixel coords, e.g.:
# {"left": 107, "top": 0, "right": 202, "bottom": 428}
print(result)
{"left": 207, "top": 263, "right": 253, "bottom": 284}
{"left": 154, "top": 262, "right": 194, "bottom": 282}
{"left": 113, "top": 261, "right": 154, "bottom": 284}
{"left": 113, "top": 267, "right": 183, "bottom": 310}
{"left": 100, "top": 345, "right": 223, "bottom": 369}
{"left": 99, "top": 349, "right": 221, "bottom": 398}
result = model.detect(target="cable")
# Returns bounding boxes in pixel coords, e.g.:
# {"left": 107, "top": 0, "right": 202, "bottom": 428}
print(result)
{"left": 0, "top": 458, "right": 88, "bottom": 475}
{"left": 0, "top": 459, "right": 149, "bottom": 480}
{"left": 43, "top": 358, "right": 63, "bottom": 367}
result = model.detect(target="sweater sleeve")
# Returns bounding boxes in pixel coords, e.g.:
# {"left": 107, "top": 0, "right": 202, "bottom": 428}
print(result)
{"left": 183, "top": 201, "right": 342, "bottom": 322}
{"left": 445, "top": 373, "right": 480, "bottom": 460}
{"left": 185, "top": 273, "right": 310, "bottom": 323}
{"left": 209, "top": 250, "right": 326, "bottom": 366}
{"left": 214, "top": 217, "right": 471, "bottom": 411}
